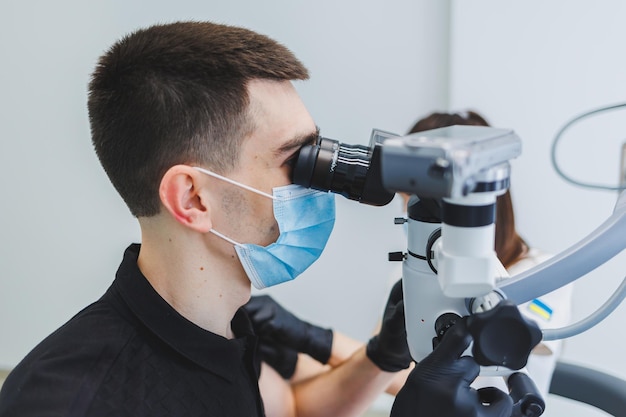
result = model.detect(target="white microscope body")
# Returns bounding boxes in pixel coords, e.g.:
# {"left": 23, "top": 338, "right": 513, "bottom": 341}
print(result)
{"left": 381, "top": 126, "right": 538, "bottom": 375}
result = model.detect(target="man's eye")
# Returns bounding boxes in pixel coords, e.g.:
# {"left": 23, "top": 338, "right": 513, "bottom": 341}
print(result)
{"left": 284, "top": 154, "right": 298, "bottom": 167}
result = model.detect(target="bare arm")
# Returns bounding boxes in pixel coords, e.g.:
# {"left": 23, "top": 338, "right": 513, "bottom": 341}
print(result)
{"left": 291, "top": 346, "right": 397, "bottom": 417}
{"left": 252, "top": 281, "right": 412, "bottom": 416}
{"left": 384, "top": 364, "right": 413, "bottom": 396}
{"left": 260, "top": 362, "right": 297, "bottom": 417}
{"left": 260, "top": 346, "right": 397, "bottom": 417}
{"left": 290, "top": 330, "right": 410, "bottom": 396}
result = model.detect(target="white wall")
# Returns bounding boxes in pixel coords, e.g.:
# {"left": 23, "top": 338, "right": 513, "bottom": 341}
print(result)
{"left": 0, "top": 0, "right": 451, "bottom": 368}
{"left": 450, "top": 1, "right": 626, "bottom": 415}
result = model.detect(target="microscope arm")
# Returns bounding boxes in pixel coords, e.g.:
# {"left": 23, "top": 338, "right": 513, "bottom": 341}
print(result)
{"left": 499, "top": 190, "right": 626, "bottom": 305}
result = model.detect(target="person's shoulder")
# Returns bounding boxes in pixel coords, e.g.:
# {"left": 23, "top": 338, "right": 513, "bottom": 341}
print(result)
{"left": 9, "top": 299, "right": 133, "bottom": 375}
{"left": 51, "top": 298, "right": 134, "bottom": 347}
{"left": 0, "top": 300, "right": 135, "bottom": 416}
{"left": 524, "top": 247, "right": 552, "bottom": 262}
{"left": 522, "top": 248, "right": 554, "bottom": 265}
{"left": 507, "top": 247, "right": 552, "bottom": 275}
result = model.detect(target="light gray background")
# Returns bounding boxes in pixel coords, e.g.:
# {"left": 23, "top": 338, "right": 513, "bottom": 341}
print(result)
{"left": 1, "top": 1, "right": 624, "bottom": 415}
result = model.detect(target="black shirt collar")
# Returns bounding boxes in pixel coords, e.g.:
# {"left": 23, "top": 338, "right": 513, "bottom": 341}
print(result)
{"left": 107, "top": 244, "right": 257, "bottom": 382}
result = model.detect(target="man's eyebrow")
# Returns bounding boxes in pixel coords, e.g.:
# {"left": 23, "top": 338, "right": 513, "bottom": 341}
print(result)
{"left": 276, "top": 126, "right": 320, "bottom": 155}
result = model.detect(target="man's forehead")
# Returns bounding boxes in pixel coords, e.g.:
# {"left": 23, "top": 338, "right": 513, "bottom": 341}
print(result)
{"left": 244, "top": 79, "right": 317, "bottom": 155}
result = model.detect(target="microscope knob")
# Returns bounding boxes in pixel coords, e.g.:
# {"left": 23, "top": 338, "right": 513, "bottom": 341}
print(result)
{"left": 432, "top": 312, "right": 463, "bottom": 350}
{"left": 466, "top": 299, "right": 542, "bottom": 370}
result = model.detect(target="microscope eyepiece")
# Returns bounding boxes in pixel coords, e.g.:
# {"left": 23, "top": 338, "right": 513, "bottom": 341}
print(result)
{"left": 292, "top": 136, "right": 395, "bottom": 206}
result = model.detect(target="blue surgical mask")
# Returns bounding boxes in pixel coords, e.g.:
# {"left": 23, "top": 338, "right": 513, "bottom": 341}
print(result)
{"left": 194, "top": 167, "right": 336, "bottom": 289}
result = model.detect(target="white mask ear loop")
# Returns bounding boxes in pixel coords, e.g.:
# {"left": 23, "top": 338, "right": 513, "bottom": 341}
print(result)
{"left": 209, "top": 229, "right": 242, "bottom": 246}
{"left": 193, "top": 167, "right": 276, "bottom": 246}
{"left": 193, "top": 167, "right": 276, "bottom": 200}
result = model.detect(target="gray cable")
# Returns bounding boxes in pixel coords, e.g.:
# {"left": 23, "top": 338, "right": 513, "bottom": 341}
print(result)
{"left": 550, "top": 102, "right": 626, "bottom": 191}
{"left": 543, "top": 275, "right": 626, "bottom": 340}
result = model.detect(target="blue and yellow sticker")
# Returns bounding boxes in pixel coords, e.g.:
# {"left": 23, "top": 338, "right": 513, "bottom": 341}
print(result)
{"left": 527, "top": 298, "right": 553, "bottom": 321}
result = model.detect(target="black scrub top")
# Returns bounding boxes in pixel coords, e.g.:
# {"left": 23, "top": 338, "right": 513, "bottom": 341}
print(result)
{"left": 0, "top": 244, "right": 265, "bottom": 417}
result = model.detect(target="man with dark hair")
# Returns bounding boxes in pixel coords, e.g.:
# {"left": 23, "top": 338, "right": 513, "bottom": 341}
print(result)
{"left": 88, "top": 21, "right": 311, "bottom": 218}
{"left": 0, "top": 21, "right": 512, "bottom": 417}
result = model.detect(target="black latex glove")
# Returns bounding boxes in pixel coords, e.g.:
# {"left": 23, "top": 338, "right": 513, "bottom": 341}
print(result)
{"left": 243, "top": 295, "right": 333, "bottom": 365}
{"left": 390, "top": 318, "right": 513, "bottom": 417}
{"left": 257, "top": 340, "right": 299, "bottom": 379}
{"left": 366, "top": 280, "right": 413, "bottom": 372}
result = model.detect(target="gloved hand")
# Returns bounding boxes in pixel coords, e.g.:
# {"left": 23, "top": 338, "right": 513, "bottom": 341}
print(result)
{"left": 243, "top": 295, "right": 334, "bottom": 368}
{"left": 257, "top": 339, "right": 299, "bottom": 379}
{"left": 390, "top": 318, "right": 513, "bottom": 417}
{"left": 366, "top": 280, "right": 413, "bottom": 372}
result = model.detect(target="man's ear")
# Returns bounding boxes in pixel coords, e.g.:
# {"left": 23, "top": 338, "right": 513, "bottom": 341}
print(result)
{"left": 159, "top": 165, "right": 212, "bottom": 233}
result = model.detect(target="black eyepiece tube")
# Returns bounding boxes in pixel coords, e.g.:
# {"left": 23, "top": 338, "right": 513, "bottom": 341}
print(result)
{"left": 292, "top": 136, "right": 395, "bottom": 206}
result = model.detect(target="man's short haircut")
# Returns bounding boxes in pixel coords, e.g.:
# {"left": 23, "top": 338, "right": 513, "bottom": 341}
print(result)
{"left": 88, "top": 21, "right": 309, "bottom": 217}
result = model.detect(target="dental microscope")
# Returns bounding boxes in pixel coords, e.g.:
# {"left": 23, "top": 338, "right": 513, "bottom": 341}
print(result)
{"left": 292, "top": 125, "right": 626, "bottom": 417}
